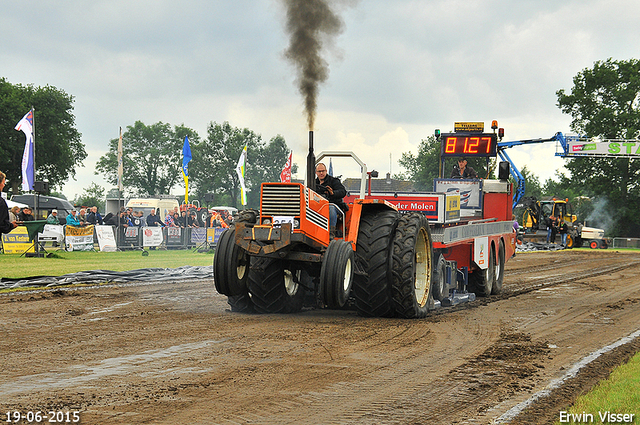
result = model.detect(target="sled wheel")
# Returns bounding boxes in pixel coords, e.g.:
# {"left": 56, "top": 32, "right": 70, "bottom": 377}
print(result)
{"left": 213, "top": 228, "right": 249, "bottom": 296}
{"left": 248, "top": 257, "right": 305, "bottom": 314}
{"left": 320, "top": 240, "right": 355, "bottom": 309}
{"left": 391, "top": 212, "right": 433, "bottom": 319}
{"left": 431, "top": 253, "right": 448, "bottom": 301}
{"left": 492, "top": 240, "right": 505, "bottom": 295}
{"left": 352, "top": 209, "right": 400, "bottom": 317}
{"left": 469, "top": 244, "right": 495, "bottom": 297}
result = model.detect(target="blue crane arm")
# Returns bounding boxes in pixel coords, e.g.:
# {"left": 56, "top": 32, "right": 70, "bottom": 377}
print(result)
{"left": 496, "top": 132, "right": 571, "bottom": 209}
{"left": 497, "top": 149, "right": 524, "bottom": 210}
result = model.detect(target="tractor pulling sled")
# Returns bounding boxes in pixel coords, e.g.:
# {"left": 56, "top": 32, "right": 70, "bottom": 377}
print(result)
{"left": 214, "top": 124, "right": 516, "bottom": 318}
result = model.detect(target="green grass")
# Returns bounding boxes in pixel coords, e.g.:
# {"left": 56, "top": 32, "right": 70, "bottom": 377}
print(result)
{"left": 555, "top": 351, "right": 640, "bottom": 424}
{"left": 0, "top": 249, "right": 214, "bottom": 280}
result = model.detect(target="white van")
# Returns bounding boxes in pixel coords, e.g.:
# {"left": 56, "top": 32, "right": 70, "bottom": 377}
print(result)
{"left": 126, "top": 197, "right": 180, "bottom": 222}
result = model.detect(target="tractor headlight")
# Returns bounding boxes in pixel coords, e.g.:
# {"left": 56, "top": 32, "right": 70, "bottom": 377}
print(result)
{"left": 262, "top": 218, "right": 272, "bottom": 225}
{"left": 293, "top": 218, "right": 300, "bottom": 229}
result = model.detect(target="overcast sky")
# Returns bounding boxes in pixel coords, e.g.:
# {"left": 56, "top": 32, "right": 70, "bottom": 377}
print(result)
{"left": 2, "top": 0, "right": 639, "bottom": 201}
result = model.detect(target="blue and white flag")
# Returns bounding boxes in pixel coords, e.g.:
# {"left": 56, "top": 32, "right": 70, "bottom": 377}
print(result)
{"left": 182, "top": 136, "right": 192, "bottom": 203}
{"left": 15, "top": 110, "right": 34, "bottom": 192}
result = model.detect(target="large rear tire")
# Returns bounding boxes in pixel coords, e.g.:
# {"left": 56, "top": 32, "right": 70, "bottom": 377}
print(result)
{"left": 320, "top": 240, "right": 355, "bottom": 309}
{"left": 352, "top": 209, "right": 399, "bottom": 317}
{"left": 391, "top": 213, "right": 433, "bottom": 319}
{"left": 492, "top": 240, "right": 505, "bottom": 295}
{"left": 213, "top": 228, "right": 249, "bottom": 296}
{"left": 247, "top": 257, "right": 305, "bottom": 314}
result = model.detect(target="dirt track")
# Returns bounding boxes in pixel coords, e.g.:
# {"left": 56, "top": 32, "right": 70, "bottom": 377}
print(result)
{"left": 2, "top": 250, "right": 640, "bottom": 424}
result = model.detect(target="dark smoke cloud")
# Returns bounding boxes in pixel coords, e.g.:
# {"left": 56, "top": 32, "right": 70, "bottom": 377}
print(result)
{"left": 282, "top": 0, "right": 350, "bottom": 130}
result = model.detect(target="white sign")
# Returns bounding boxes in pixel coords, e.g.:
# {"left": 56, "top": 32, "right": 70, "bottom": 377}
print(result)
{"left": 95, "top": 225, "right": 117, "bottom": 252}
{"left": 474, "top": 236, "right": 489, "bottom": 269}
{"left": 143, "top": 226, "right": 164, "bottom": 247}
{"left": 39, "top": 224, "right": 64, "bottom": 243}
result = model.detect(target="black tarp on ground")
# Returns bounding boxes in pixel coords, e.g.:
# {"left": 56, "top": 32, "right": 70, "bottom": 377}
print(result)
{"left": 0, "top": 265, "right": 213, "bottom": 290}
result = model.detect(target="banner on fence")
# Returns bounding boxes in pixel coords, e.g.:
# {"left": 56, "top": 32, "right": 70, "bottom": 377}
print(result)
{"left": 65, "top": 225, "right": 95, "bottom": 251}
{"left": 39, "top": 224, "right": 64, "bottom": 243}
{"left": 122, "top": 226, "right": 142, "bottom": 248}
{"left": 1, "top": 226, "right": 35, "bottom": 254}
{"left": 166, "top": 226, "right": 184, "bottom": 248}
{"left": 96, "top": 225, "right": 117, "bottom": 252}
{"left": 190, "top": 227, "right": 207, "bottom": 246}
{"left": 207, "top": 227, "right": 226, "bottom": 245}
{"left": 143, "top": 227, "right": 163, "bottom": 247}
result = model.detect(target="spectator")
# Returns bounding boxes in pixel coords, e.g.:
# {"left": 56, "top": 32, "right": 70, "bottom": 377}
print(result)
{"left": 78, "top": 208, "right": 88, "bottom": 225}
{"left": 9, "top": 206, "right": 20, "bottom": 222}
{"left": 187, "top": 211, "right": 200, "bottom": 228}
{"left": 146, "top": 209, "right": 164, "bottom": 227}
{"left": 46, "top": 209, "right": 60, "bottom": 224}
{"left": 86, "top": 206, "right": 104, "bottom": 225}
{"left": 209, "top": 211, "right": 228, "bottom": 228}
{"left": 118, "top": 210, "right": 130, "bottom": 228}
{"left": 164, "top": 211, "right": 177, "bottom": 227}
{"left": 558, "top": 219, "right": 568, "bottom": 246}
{"left": 66, "top": 209, "right": 81, "bottom": 226}
{"left": 18, "top": 207, "right": 35, "bottom": 222}
{"left": 173, "top": 212, "right": 184, "bottom": 228}
{"left": 132, "top": 211, "right": 144, "bottom": 227}
{"left": 0, "top": 171, "right": 18, "bottom": 234}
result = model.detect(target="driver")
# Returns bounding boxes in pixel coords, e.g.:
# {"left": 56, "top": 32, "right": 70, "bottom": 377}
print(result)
{"left": 315, "top": 163, "right": 347, "bottom": 232}
{"left": 451, "top": 157, "right": 478, "bottom": 179}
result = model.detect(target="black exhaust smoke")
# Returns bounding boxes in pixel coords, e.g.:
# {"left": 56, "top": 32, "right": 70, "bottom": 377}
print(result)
{"left": 282, "top": 0, "right": 346, "bottom": 131}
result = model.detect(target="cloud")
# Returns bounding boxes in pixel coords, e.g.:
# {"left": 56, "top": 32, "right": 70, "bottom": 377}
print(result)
{"left": 1, "top": 0, "right": 639, "bottom": 201}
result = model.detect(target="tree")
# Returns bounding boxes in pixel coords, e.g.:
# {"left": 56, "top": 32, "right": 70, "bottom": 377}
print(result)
{"left": 190, "top": 122, "right": 294, "bottom": 209}
{"left": 96, "top": 121, "right": 199, "bottom": 197}
{"left": 556, "top": 58, "right": 640, "bottom": 236}
{"left": 0, "top": 78, "right": 86, "bottom": 194}
{"left": 73, "top": 182, "right": 106, "bottom": 211}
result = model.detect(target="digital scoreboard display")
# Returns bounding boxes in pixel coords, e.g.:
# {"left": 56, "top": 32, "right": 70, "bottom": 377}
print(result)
{"left": 440, "top": 133, "right": 498, "bottom": 157}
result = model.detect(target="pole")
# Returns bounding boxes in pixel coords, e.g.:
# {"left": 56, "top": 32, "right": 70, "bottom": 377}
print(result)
{"left": 31, "top": 107, "right": 36, "bottom": 189}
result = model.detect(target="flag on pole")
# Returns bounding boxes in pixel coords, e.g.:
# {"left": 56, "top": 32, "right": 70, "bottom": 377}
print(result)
{"left": 328, "top": 158, "right": 333, "bottom": 176}
{"left": 235, "top": 145, "right": 247, "bottom": 206}
{"left": 117, "top": 127, "right": 123, "bottom": 192}
{"left": 280, "top": 151, "right": 293, "bottom": 183}
{"left": 15, "top": 110, "right": 34, "bottom": 192}
{"left": 182, "top": 136, "right": 192, "bottom": 203}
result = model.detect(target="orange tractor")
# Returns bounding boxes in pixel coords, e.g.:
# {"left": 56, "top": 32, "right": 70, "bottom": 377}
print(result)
{"left": 214, "top": 127, "right": 516, "bottom": 318}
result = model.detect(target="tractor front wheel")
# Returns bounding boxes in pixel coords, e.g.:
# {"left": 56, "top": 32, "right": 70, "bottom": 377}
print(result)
{"left": 320, "top": 240, "right": 355, "bottom": 309}
{"left": 213, "top": 228, "right": 249, "bottom": 296}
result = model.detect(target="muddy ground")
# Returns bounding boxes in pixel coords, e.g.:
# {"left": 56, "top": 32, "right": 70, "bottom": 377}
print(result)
{"left": 1, "top": 250, "right": 640, "bottom": 424}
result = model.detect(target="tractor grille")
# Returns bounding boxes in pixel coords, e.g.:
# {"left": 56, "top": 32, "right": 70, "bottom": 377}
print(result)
{"left": 261, "top": 184, "right": 301, "bottom": 216}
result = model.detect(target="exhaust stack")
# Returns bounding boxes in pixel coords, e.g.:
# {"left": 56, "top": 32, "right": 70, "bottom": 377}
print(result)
{"left": 306, "top": 130, "right": 316, "bottom": 192}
